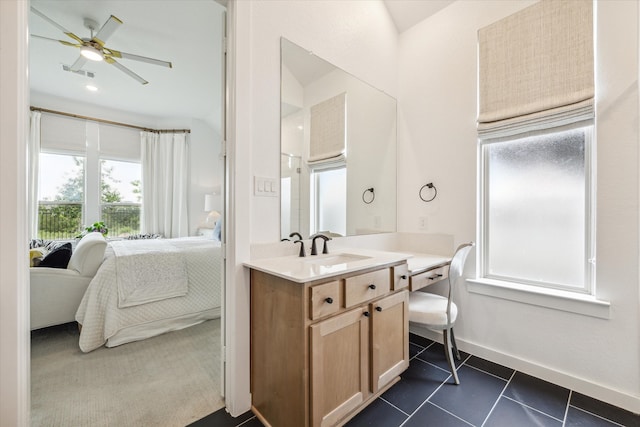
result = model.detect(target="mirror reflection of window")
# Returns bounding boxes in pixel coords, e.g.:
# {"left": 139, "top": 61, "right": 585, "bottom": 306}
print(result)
{"left": 313, "top": 166, "right": 346, "bottom": 236}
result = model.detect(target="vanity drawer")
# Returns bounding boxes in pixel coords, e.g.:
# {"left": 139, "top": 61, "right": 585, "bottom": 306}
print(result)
{"left": 410, "top": 265, "right": 449, "bottom": 291}
{"left": 310, "top": 280, "right": 341, "bottom": 320}
{"left": 344, "top": 269, "right": 391, "bottom": 308}
{"left": 392, "top": 264, "right": 409, "bottom": 290}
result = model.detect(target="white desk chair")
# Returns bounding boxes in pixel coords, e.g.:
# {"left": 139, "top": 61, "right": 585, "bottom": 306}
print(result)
{"left": 409, "top": 242, "right": 474, "bottom": 384}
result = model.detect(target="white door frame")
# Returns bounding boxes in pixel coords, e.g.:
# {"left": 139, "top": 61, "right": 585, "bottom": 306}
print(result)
{"left": 0, "top": 1, "right": 30, "bottom": 425}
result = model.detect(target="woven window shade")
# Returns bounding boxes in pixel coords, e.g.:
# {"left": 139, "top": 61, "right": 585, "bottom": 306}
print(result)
{"left": 308, "top": 92, "right": 346, "bottom": 164}
{"left": 478, "top": 0, "right": 594, "bottom": 139}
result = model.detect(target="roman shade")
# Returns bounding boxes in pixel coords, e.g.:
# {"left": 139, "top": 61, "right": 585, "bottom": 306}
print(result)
{"left": 40, "top": 113, "right": 86, "bottom": 153}
{"left": 477, "top": 0, "right": 594, "bottom": 139}
{"left": 308, "top": 92, "right": 346, "bottom": 164}
{"left": 99, "top": 123, "right": 141, "bottom": 161}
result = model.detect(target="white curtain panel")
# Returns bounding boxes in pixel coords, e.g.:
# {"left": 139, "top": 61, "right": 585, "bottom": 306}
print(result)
{"left": 141, "top": 131, "right": 189, "bottom": 238}
{"left": 29, "top": 111, "right": 41, "bottom": 238}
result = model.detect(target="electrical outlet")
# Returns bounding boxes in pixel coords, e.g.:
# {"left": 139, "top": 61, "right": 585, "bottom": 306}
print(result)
{"left": 418, "top": 216, "right": 427, "bottom": 230}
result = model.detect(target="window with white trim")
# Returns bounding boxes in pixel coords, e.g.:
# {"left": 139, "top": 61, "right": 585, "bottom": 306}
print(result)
{"left": 476, "top": 0, "right": 595, "bottom": 296}
{"left": 479, "top": 125, "right": 594, "bottom": 293}
{"left": 36, "top": 114, "right": 142, "bottom": 239}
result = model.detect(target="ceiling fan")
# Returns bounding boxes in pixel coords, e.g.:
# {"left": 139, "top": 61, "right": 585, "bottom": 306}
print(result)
{"left": 30, "top": 6, "right": 172, "bottom": 85}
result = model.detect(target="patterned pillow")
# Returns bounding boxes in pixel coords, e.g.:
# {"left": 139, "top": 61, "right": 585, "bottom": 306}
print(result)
{"left": 29, "top": 239, "right": 68, "bottom": 251}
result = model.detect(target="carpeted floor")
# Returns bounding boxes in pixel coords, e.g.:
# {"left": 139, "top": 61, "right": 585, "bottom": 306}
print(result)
{"left": 31, "top": 319, "right": 224, "bottom": 427}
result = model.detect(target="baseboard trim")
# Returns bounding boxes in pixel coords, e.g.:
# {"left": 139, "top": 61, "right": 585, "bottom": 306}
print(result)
{"left": 409, "top": 325, "right": 640, "bottom": 414}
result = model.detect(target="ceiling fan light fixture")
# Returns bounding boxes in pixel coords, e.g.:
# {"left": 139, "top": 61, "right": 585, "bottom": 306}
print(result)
{"left": 80, "top": 45, "right": 103, "bottom": 62}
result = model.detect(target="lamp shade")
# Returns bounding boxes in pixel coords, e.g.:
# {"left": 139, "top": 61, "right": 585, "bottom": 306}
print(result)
{"left": 204, "top": 194, "right": 214, "bottom": 212}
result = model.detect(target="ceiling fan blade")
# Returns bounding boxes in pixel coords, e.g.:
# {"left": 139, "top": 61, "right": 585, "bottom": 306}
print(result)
{"left": 69, "top": 55, "right": 88, "bottom": 72}
{"left": 93, "top": 15, "right": 123, "bottom": 46}
{"left": 30, "top": 6, "right": 84, "bottom": 44}
{"left": 108, "top": 59, "right": 149, "bottom": 85}
{"left": 107, "top": 49, "right": 173, "bottom": 69}
{"left": 31, "top": 34, "right": 81, "bottom": 48}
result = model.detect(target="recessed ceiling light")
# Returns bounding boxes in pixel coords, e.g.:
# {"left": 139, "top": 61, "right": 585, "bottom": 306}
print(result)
{"left": 86, "top": 84, "right": 98, "bottom": 92}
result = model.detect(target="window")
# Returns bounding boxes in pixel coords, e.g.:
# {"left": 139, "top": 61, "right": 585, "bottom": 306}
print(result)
{"left": 476, "top": 0, "right": 595, "bottom": 301}
{"left": 37, "top": 153, "right": 85, "bottom": 239}
{"left": 480, "top": 126, "right": 594, "bottom": 293}
{"left": 100, "top": 159, "right": 141, "bottom": 237}
{"left": 313, "top": 166, "right": 346, "bottom": 236}
{"left": 36, "top": 116, "right": 143, "bottom": 239}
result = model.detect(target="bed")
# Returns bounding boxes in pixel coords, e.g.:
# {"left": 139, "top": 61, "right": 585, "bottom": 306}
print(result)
{"left": 75, "top": 237, "right": 222, "bottom": 353}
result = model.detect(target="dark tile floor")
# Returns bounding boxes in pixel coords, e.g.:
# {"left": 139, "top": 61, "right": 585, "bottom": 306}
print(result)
{"left": 189, "top": 333, "right": 640, "bottom": 427}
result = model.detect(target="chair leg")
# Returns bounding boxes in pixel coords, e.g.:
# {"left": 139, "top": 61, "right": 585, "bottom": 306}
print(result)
{"left": 450, "top": 327, "right": 461, "bottom": 360}
{"left": 443, "top": 329, "right": 460, "bottom": 385}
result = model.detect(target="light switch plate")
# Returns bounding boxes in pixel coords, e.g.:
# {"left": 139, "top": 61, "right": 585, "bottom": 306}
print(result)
{"left": 254, "top": 176, "right": 279, "bottom": 197}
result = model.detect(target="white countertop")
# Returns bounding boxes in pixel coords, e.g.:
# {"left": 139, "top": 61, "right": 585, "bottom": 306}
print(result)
{"left": 406, "top": 253, "right": 451, "bottom": 275}
{"left": 244, "top": 248, "right": 412, "bottom": 283}
{"left": 244, "top": 249, "right": 452, "bottom": 283}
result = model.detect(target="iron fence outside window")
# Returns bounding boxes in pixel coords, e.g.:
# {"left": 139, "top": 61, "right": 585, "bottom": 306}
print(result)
{"left": 37, "top": 202, "right": 141, "bottom": 240}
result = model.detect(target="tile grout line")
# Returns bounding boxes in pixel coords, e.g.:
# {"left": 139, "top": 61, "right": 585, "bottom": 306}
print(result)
{"left": 397, "top": 371, "right": 451, "bottom": 427}
{"left": 562, "top": 390, "right": 572, "bottom": 426}
{"left": 480, "top": 369, "right": 516, "bottom": 427}
{"left": 567, "top": 404, "right": 627, "bottom": 427}
{"left": 235, "top": 416, "right": 257, "bottom": 427}
{"left": 501, "top": 395, "right": 564, "bottom": 423}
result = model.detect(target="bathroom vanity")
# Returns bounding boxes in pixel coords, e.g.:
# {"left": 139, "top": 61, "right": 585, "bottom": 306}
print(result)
{"left": 246, "top": 250, "right": 411, "bottom": 427}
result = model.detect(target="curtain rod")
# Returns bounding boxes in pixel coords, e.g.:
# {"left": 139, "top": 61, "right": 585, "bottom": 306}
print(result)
{"left": 30, "top": 106, "right": 191, "bottom": 134}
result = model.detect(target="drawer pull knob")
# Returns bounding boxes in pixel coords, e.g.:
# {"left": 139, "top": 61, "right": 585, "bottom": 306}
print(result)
{"left": 400, "top": 275, "right": 407, "bottom": 280}
{"left": 375, "top": 306, "right": 382, "bottom": 312}
{"left": 368, "top": 284, "right": 376, "bottom": 290}
{"left": 325, "top": 297, "right": 333, "bottom": 304}
{"left": 363, "top": 311, "right": 370, "bottom": 317}
{"left": 428, "top": 274, "right": 443, "bottom": 280}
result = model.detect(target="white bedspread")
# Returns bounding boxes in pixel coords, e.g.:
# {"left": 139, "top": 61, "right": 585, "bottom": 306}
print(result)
{"left": 76, "top": 237, "right": 221, "bottom": 353}
{"left": 111, "top": 239, "right": 188, "bottom": 308}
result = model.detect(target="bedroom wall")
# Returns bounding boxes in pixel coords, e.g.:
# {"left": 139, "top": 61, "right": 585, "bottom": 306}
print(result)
{"left": 30, "top": 92, "right": 222, "bottom": 237}
{"left": 397, "top": 0, "right": 640, "bottom": 412}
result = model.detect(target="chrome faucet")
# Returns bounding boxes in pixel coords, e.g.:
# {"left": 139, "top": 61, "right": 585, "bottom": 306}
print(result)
{"left": 310, "top": 233, "right": 331, "bottom": 255}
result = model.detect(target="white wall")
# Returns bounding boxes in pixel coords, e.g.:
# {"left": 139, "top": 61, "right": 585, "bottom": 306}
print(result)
{"left": 227, "top": 0, "right": 398, "bottom": 415}
{"left": 398, "top": 0, "right": 640, "bottom": 412}
{"left": 30, "top": 93, "right": 222, "bottom": 236}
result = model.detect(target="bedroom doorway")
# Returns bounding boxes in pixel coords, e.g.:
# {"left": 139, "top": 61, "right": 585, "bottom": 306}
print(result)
{"left": 27, "top": 1, "right": 228, "bottom": 425}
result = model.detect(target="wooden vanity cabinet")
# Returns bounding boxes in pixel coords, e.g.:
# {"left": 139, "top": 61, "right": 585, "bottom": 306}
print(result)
{"left": 250, "top": 262, "right": 409, "bottom": 427}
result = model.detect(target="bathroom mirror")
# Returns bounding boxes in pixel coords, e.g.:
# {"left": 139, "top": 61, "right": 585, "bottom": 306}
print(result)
{"left": 280, "top": 38, "right": 397, "bottom": 240}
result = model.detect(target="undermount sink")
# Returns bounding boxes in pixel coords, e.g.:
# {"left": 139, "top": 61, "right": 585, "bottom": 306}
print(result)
{"left": 303, "top": 253, "right": 372, "bottom": 266}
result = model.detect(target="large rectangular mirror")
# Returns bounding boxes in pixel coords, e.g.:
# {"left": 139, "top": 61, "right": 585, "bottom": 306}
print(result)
{"left": 280, "top": 38, "right": 397, "bottom": 239}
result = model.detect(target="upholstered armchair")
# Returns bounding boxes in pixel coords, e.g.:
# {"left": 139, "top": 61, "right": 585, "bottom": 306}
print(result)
{"left": 30, "top": 232, "right": 107, "bottom": 330}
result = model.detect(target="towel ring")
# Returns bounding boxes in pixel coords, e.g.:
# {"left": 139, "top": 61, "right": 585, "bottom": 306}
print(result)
{"left": 419, "top": 183, "right": 437, "bottom": 202}
{"left": 362, "top": 188, "right": 375, "bottom": 204}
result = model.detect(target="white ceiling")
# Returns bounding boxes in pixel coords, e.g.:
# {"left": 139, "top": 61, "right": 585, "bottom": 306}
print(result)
{"left": 29, "top": 0, "right": 225, "bottom": 127}
{"left": 29, "top": 0, "right": 451, "bottom": 129}
{"left": 383, "top": 0, "right": 455, "bottom": 33}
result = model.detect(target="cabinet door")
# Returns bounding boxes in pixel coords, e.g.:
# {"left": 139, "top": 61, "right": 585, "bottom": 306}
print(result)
{"left": 371, "top": 290, "right": 409, "bottom": 392}
{"left": 310, "top": 307, "right": 370, "bottom": 427}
